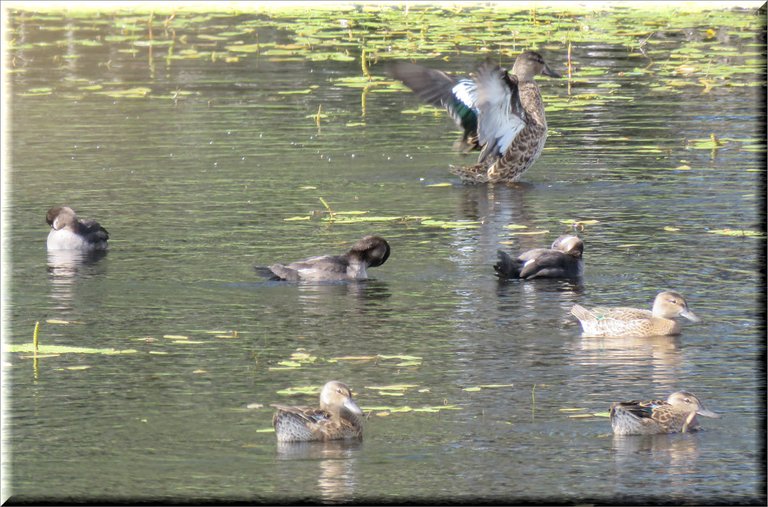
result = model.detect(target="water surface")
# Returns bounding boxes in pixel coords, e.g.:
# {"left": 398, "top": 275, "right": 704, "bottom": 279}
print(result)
{"left": 3, "top": 4, "right": 766, "bottom": 504}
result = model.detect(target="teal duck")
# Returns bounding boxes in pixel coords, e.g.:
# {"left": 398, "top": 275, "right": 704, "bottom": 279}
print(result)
{"left": 272, "top": 381, "right": 364, "bottom": 443}
{"left": 255, "top": 236, "right": 390, "bottom": 281}
{"left": 46, "top": 206, "right": 109, "bottom": 251}
{"left": 495, "top": 234, "right": 583, "bottom": 279}
{"left": 610, "top": 391, "right": 720, "bottom": 435}
{"left": 571, "top": 291, "right": 700, "bottom": 338}
{"left": 391, "top": 51, "right": 561, "bottom": 184}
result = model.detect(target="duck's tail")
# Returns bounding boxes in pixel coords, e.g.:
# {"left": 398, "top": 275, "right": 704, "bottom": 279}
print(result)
{"left": 494, "top": 250, "right": 522, "bottom": 279}
{"left": 570, "top": 304, "right": 595, "bottom": 321}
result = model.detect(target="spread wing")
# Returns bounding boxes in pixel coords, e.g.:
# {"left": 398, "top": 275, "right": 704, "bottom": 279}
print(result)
{"left": 390, "top": 62, "right": 479, "bottom": 149}
{"left": 475, "top": 63, "right": 526, "bottom": 163}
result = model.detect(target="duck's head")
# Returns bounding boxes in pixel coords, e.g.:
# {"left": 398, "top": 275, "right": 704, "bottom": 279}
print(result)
{"left": 512, "top": 51, "right": 561, "bottom": 80}
{"left": 667, "top": 391, "right": 720, "bottom": 418}
{"left": 349, "top": 235, "right": 391, "bottom": 268}
{"left": 652, "top": 291, "right": 700, "bottom": 322}
{"left": 551, "top": 235, "right": 583, "bottom": 258}
{"left": 46, "top": 206, "right": 77, "bottom": 230}
{"left": 319, "top": 381, "right": 363, "bottom": 419}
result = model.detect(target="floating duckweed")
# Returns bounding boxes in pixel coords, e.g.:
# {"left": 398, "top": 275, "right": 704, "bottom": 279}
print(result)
{"left": 9, "top": 344, "right": 137, "bottom": 355}
{"left": 365, "top": 384, "right": 419, "bottom": 391}
{"left": 97, "top": 87, "right": 152, "bottom": 98}
{"left": 506, "top": 230, "right": 550, "bottom": 236}
{"left": 707, "top": 228, "right": 764, "bottom": 238}
{"left": 276, "top": 385, "right": 322, "bottom": 396}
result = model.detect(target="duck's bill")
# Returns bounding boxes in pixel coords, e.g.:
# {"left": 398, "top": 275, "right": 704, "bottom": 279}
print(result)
{"left": 697, "top": 407, "right": 720, "bottom": 419}
{"left": 344, "top": 398, "right": 364, "bottom": 416}
{"left": 680, "top": 309, "right": 701, "bottom": 322}
{"left": 542, "top": 64, "right": 562, "bottom": 78}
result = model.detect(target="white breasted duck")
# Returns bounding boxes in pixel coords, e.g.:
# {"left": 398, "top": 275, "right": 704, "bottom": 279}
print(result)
{"left": 46, "top": 206, "right": 109, "bottom": 251}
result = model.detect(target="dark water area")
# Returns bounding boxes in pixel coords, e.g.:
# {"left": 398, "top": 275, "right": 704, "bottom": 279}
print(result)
{"left": 3, "top": 3, "right": 766, "bottom": 504}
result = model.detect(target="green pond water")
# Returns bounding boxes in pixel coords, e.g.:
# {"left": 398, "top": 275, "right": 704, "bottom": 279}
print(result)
{"left": 2, "top": 2, "right": 766, "bottom": 504}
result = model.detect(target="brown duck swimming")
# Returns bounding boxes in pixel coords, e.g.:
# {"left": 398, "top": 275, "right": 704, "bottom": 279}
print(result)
{"left": 610, "top": 391, "right": 720, "bottom": 435}
{"left": 272, "top": 381, "right": 364, "bottom": 442}
{"left": 391, "top": 51, "right": 561, "bottom": 184}
{"left": 571, "top": 291, "right": 700, "bottom": 338}
{"left": 495, "top": 234, "right": 583, "bottom": 279}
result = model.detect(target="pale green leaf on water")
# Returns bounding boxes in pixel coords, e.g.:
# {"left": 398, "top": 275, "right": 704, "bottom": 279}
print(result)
{"left": 420, "top": 219, "right": 480, "bottom": 229}
{"left": 46, "top": 319, "right": 79, "bottom": 325}
{"left": 413, "top": 405, "right": 461, "bottom": 412}
{"left": 559, "top": 219, "right": 599, "bottom": 225}
{"left": 708, "top": 228, "right": 764, "bottom": 238}
{"left": 63, "top": 366, "right": 91, "bottom": 371}
{"left": 568, "top": 414, "right": 597, "bottom": 419}
{"left": 276, "top": 385, "right": 322, "bottom": 396}
{"left": 395, "top": 360, "right": 422, "bottom": 367}
{"left": 278, "top": 89, "right": 313, "bottom": 95}
{"left": 507, "top": 230, "right": 550, "bottom": 236}
{"left": 558, "top": 407, "right": 587, "bottom": 412}
{"left": 503, "top": 224, "right": 528, "bottom": 229}
{"left": 617, "top": 243, "right": 641, "bottom": 248}
{"left": 9, "top": 344, "right": 137, "bottom": 355}
{"left": 378, "top": 355, "right": 423, "bottom": 362}
{"left": 365, "top": 384, "right": 419, "bottom": 391}
{"left": 169, "top": 340, "right": 205, "bottom": 345}
{"left": 283, "top": 216, "right": 311, "bottom": 221}
{"left": 163, "top": 335, "right": 189, "bottom": 340}
{"left": 593, "top": 412, "right": 612, "bottom": 418}
{"left": 379, "top": 391, "right": 406, "bottom": 396}
{"left": 299, "top": 186, "right": 317, "bottom": 190}
{"left": 277, "top": 360, "right": 302, "bottom": 368}
{"left": 663, "top": 226, "right": 680, "bottom": 232}
{"left": 328, "top": 355, "right": 378, "bottom": 361}
{"left": 225, "top": 43, "right": 261, "bottom": 53}
{"left": 675, "top": 165, "right": 691, "bottom": 170}
{"left": 149, "top": 351, "right": 169, "bottom": 355}
{"left": 425, "top": 182, "right": 453, "bottom": 187}
{"left": 256, "top": 428, "right": 275, "bottom": 433}
{"left": 477, "top": 384, "right": 514, "bottom": 389}
{"left": 97, "top": 87, "right": 152, "bottom": 98}
{"left": 463, "top": 387, "right": 482, "bottom": 392}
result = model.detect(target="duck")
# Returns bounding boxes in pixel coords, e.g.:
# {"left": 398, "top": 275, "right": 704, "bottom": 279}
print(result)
{"left": 46, "top": 206, "right": 109, "bottom": 251}
{"left": 494, "top": 234, "right": 583, "bottom": 279}
{"left": 570, "top": 291, "right": 700, "bottom": 338}
{"left": 255, "top": 235, "right": 390, "bottom": 282}
{"left": 272, "top": 381, "right": 364, "bottom": 443}
{"left": 390, "top": 50, "right": 561, "bottom": 184}
{"left": 610, "top": 391, "right": 720, "bottom": 435}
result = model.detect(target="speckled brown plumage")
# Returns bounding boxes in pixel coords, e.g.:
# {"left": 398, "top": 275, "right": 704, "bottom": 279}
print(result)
{"left": 610, "top": 391, "right": 720, "bottom": 435}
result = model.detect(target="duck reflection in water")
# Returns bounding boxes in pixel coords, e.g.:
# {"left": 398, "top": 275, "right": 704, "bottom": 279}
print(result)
{"left": 47, "top": 249, "right": 108, "bottom": 310}
{"left": 275, "top": 440, "right": 361, "bottom": 502}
